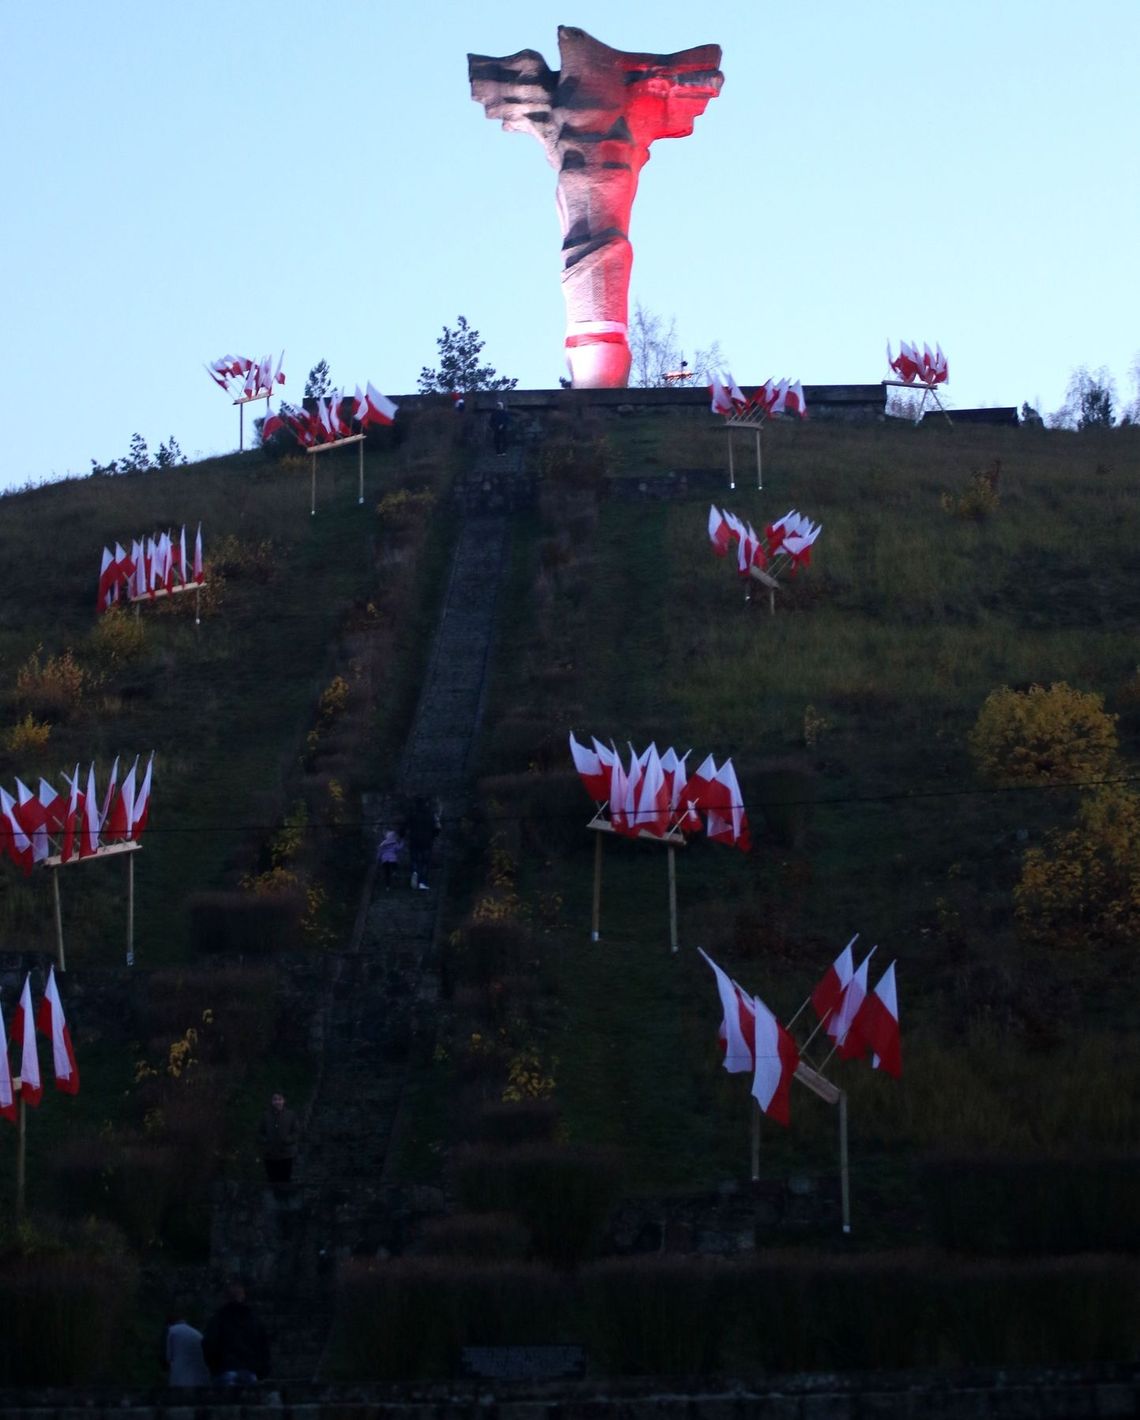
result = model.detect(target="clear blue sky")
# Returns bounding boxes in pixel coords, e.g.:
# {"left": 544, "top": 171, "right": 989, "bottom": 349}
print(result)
{"left": 2, "top": 1, "right": 1136, "bottom": 489}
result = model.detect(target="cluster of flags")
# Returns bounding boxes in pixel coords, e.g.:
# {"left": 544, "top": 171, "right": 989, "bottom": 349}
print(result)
{"left": 97, "top": 526, "right": 204, "bottom": 611}
{"left": 887, "top": 341, "right": 948, "bottom": 386}
{"left": 570, "top": 734, "right": 750, "bottom": 852}
{"left": 708, "top": 505, "right": 822, "bottom": 577}
{"left": 261, "top": 384, "right": 398, "bottom": 448}
{"left": 205, "top": 353, "right": 286, "bottom": 400}
{"left": 0, "top": 755, "right": 153, "bottom": 874}
{"left": 710, "top": 374, "right": 808, "bottom": 420}
{"left": 0, "top": 968, "right": 78, "bottom": 1118}
{"left": 700, "top": 936, "right": 901, "bottom": 1127}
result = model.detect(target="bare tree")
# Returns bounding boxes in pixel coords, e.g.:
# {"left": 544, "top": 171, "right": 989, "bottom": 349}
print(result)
{"left": 628, "top": 301, "right": 681, "bottom": 387}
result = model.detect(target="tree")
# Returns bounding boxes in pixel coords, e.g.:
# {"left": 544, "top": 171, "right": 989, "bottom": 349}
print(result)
{"left": 155, "top": 437, "right": 186, "bottom": 468}
{"left": 418, "top": 316, "right": 517, "bottom": 394}
{"left": 1050, "top": 365, "right": 1116, "bottom": 429}
{"left": 969, "top": 682, "right": 1119, "bottom": 787}
{"left": 305, "top": 360, "right": 332, "bottom": 398}
{"left": 628, "top": 300, "right": 725, "bottom": 388}
{"left": 123, "top": 433, "right": 150, "bottom": 473}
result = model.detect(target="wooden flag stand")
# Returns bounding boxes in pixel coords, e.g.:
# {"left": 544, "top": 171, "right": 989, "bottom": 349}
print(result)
{"left": 308, "top": 434, "right": 366, "bottom": 515}
{"left": 587, "top": 809, "right": 686, "bottom": 953}
{"left": 883, "top": 378, "right": 952, "bottom": 427}
{"left": 234, "top": 391, "right": 271, "bottom": 452}
{"left": 130, "top": 579, "right": 205, "bottom": 626}
{"left": 44, "top": 840, "right": 142, "bottom": 970}
{"left": 747, "top": 1057, "right": 851, "bottom": 1234}
{"left": 720, "top": 409, "right": 767, "bottom": 491}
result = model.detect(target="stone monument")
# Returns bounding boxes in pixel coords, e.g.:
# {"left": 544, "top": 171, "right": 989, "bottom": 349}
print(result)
{"left": 469, "top": 26, "right": 723, "bottom": 389}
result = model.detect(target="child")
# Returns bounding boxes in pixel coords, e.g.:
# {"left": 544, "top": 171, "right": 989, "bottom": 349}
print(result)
{"left": 377, "top": 826, "right": 405, "bottom": 889}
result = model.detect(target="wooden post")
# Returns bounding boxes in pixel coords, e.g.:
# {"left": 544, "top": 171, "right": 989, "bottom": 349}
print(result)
{"left": 750, "top": 1098, "right": 760, "bottom": 1182}
{"left": 755, "top": 427, "right": 762, "bottom": 490}
{"left": 16, "top": 1086, "right": 26, "bottom": 1218}
{"left": 839, "top": 1089, "right": 851, "bottom": 1234}
{"left": 52, "top": 867, "right": 65, "bottom": 972}
{"left": 667, "top": 844, "right": 678, "bottom": 954}
{"left": 195, "top": 584, "right": 201, "bottom": 627}
{"left": 728, "top": 434, "right": 735, "bottom": 491}
{"left": 591, "top": 830, "right": 603, "bottom": 942}
{"left": 358, "top": 438, "right": 365, "bottom": 505}
{"left": 310, "top": 453, "right": 316, "bottom": 516}
{"left": 239, "top": 401, "right": 244, "bottom": 452}
{"left": 126, "top": 851, "right": 135, "bottom": 966}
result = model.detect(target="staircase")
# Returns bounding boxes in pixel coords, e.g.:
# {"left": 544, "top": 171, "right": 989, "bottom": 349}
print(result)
{"left": 208, "top": 494, "right": 512, "bottom": 1381}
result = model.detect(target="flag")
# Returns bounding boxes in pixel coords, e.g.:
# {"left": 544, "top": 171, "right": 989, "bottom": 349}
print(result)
{"left": 659, "top": 746, "right": 690, "bottom": 815}
{"left": 360, "top": 382, "right": 398, "bottom": 427}
{"left": 709, "top": 374, "right": 733, "bottom": 416}
{"left": 828, "top": 948, "right": 876, "bottom": 1057}
{"left": 569, "top": 731, "right": 610, "bottom": 802}
{"left": 0, "top": 788, "right": 33, "bottom": 874}
{"left": 724, "top": 371, "right": 746, "bottom": 408}
{"left": 698, "top": 949, "right": 755, "bottom": 1073}
{"left": 131, "top": 752, "right": 154, "bottom": 839}
{"left": 706, "top": 758, "right": 750, "bottom": 852}
{"left": 193, "top": 523, "right": 204, "bottom": 584}
{"left": 104, "top": 757, "right": 137, "bottom": 844}
{"left": 0, "top": 999, "right": 15, "bottom": 1123}
{"left": 849, "top": 961, "right": 901, "bottom": 1077}
{"left": 13, "top": 976, "right": 42, "bottom": 1107}
{"left": 633, "top": 743, "right": 669, "bottom": 835}
{"left": 36, "top": 965, "right": 79, "bottom": 1094}
{"left": 708, "top": 505, "right": 731, "bottom": 556}
{"left": 60, "top": 766, "right": 82, "bottom": 864}
{"left": 810, "top": 935, "right": 858, "bottom": 1026}
{"left": 97, "top": 546, "right": 114, "bottom": 611}
{"left": 79, "top": 762, "right": 101, "bottom": 858}
{"left": 13, "top": 779, "right": 50, "bottom": 865}
{"left": 750, "top": 994, "right": 800, "bottom": 1125}
{"left": 785, "top": 381, "right": 808, "bottom": 418}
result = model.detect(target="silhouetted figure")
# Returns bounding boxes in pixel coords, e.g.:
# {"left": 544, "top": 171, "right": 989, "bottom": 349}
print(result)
{"left": 202, "top": 1276, "right": 270, "bottom": 1386}
{"left": 161, "top": 1315, "right": 211, "bottom": 1387}
{"left": 258, "top": 1091, "right": 299, "bottom": 1185}
{"left": 489, "top": 400, "right": 510, "bottom": 455}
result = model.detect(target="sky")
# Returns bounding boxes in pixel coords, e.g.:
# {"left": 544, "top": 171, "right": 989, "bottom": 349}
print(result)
{"left": 2, "top": 0, "right": 1137, "bottom": 490}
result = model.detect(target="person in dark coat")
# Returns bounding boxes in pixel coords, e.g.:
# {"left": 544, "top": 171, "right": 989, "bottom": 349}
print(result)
{"left": 489, "top": 400, "right": 510, "bottom": 454}
{"left": 202, "top": 1276, "right": 270, "bottom": 1385}
{"left": 258, "top": 1091, "right": 299, "bottom": 1184}
{"left": 406, "top": 795, "right": 440, "bottom": 891}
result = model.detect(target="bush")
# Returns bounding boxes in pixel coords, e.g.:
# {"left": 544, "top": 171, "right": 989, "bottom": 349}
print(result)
{"left": 326, "top": 1258, "right": 565, "bottom": 1380}
{"left": 3, "top": 712, "right": 51, "bottom": 754}
{"left": 88, "top": 606, "right": 147, "bottom": 669}
{"left": 187, "top": 888, "right": 305, "bottom": 954}
{"left": 139, "top": 966, "right": 277, "bottom": 1065}
{"left": 452, "top": 1143, "right": 621, "bottom": 1268}
{"left": 921, "top": 1153, "right": 1140, "bottom": 1255}
{"left": 14, "top": 645, "right": 94, "bottom": 719}
{"left": 941, "top": 460, "right": 1001, "bottom": 519}
{"left": 969, "top": 682, "right": 1118, "bottom": 786}
{"left": 0, "top": 1218, "right": 137, "bottom": 1384}
{"left": 579, "top": 1257, "right": 724, "bottom": 1376}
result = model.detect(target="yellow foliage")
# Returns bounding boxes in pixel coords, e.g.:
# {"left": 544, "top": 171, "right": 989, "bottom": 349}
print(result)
{"left": 502, "top": 1047, "right": 556, "bottom": 1103}
{"left": 318, "top": 675, "right": 349, "bottom": 722}
{"left": 969, "top": 682, "right": 1118, "bottom": 786}
{"left": 1015, "top": 786, "right": 1140, "bottom": 947}
{"left": 4, "top": 714, "right": 51, "bottom": 754}
{"left": 15, "top": 645, "right": 93, "bottom": 718}
{"left": 270, "top": 802, "right": 308, "bottom": 866}
{"left": 89, "top": 607, "right": 146, "bottom": 669}
{"left": 375, "top": 488, "right": 436, "bottom": 526}
{"left": 241, "top": 864, "right": 300, "bottom": 895}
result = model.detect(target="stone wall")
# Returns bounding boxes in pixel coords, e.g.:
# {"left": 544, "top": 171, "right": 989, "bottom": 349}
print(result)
{"left": 0, "top": 1362, "right": 1134, "bottom": 1417}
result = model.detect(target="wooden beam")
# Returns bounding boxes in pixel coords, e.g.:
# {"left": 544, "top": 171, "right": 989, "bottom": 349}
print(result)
{"left": 43, "top": 841, "right": 143, "bottom": 869}
{"left": 587, "top": 820, "right": 686, "bottom": 847}
{"left": 127, "top": 580, "right": 204, "bottom": 605}
{"left": 307, "top": 433, "right": 366, "bottom": 455}
{"left": 793, "top": 1059, "right": 841, "bottom": 1105}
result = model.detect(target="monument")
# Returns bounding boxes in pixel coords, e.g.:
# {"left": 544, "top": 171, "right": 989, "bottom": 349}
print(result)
{"left": 469, "top": 26, "right": 723, "bottom": 389}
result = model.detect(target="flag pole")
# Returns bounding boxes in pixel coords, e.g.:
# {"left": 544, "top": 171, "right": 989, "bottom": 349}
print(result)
{"left": 310, "top": 453, "right": 316, "bottom": 516}
{"left": 750, "top": 1098, "right": 760, "bottom": 1182}
{"left": 51, "top": 866, "right": 66, "bottom": 972}
{"left": 591, "top": 831, "right": 603, "bottom": 942}
{"left": 126, "top": 850, "right": 135, "bottom": 967}
{"left": 15, "top": 1083, "right": 26, "bottom": 1217}
{"left": 728, "top": 434, "right": 735, "bottom": 491}
{"left": 756, "top": 427, "right": 762, "bottom": 491}
{"left": 839, "top": 1089, "right": 851, "bottom": 1233}
{"left": 358, "top": 438, "right": 364, "bottom": 506}
{"left": 667, "top": 845, "right": 678, "bottom": 953}
{"left": 195, "top": 584, "right": 201, "bottom": 627}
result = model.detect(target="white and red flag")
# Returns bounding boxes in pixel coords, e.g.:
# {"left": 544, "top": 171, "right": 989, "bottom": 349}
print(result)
{"left": 633, "top": 743, "right": 670, "bottom": 836}
{"left": 97, "top": 547, "right": 115, "bottom": 611}
{"left": 810, "top": 935, "right": 858, "bottom": 1027}
{"left": 13, "top": 779, "right": 51, "bottom": 865}
{"left": 709, "top": 374, "right": 734, "bottom": 416}
{"left": 193, "top": 524, "right": 204, "bottom": 584}
{"left": 79, "top": 762, "right": 101, "bottom": 858}
{"left": 359, "top": 383, "right": 398, "bottom": 428}
{"left": 724, "top": 371, "right": 747, "bottom": 409}
{"left": 0, "top": 787, "right": 33, "bottom": 875}
{"left": 708, "top": 505, "right": 732, "bottom": 557}
{"left": 131, "top": 752, "right": 154, "bottom": 840}
{"left": 0, "top": 998, "right": 15, "bottom": 1123}
{"left": 849, "top": 960, "right": 901, "bottom": 1077}
{"left": 569, "top": 731, "right": 611, "bottom": 802}
{"left": 750, "top": 993, "right": 800, "bottom": 1125}
{"left": 828, "top": 948, "right": 877, "bottom": 1058}
{"left": 659, "top": 746, "right": 690, "bottom": 818}
{"left": 706, "top": 758, "right": 750, "bottom": 853}
{"left": 784, "top": 381, "right": 808, "bottom": 419}
{"left": 59, "top": 766, "right": 82, "bottom": 864}
{"left": 698, "top": 949, "right": 755, "bottom": 1073}
{"left": 103, "top": 757, "right": 137, "bottom": 844}
{"left": 13, "top": 976, "right": 42, "bottom": 1107}
{"left": 36, "top": 965, "right": 79, "bottom": 1095}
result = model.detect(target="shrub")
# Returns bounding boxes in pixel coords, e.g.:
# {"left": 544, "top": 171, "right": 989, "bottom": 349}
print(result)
{"left": 1015, "top": 785, "right": 1140, "bottom": 946}
{"left": 14, "top": 645, "right": 93, "bottom": 719}
{"left": 3, "top": 713, "right": 51, "bottom": 754}
{"left": 327, "top": 1258, "right": 565, "bottom": 1380}
{"left": 187, "top": 888, "right": 305, "bottom": 954}
{"left": 941, "top": 459, "right": 1001, "bottom": 519}
{"left": 579, "top": 1257, "right": 724, "bottom": 1376}
{"left": 969, "top": 682, "right": 1118, "bottom": 786}
{"left": 921, "top": 1153, "right": 1140, "bottom": 1255}
{"left": 452, "top": 1143, "right": 621, "bottom": 1268}
{"left": 88, "top": 606, "right": 147, "bottom": 669}
{"left": 0, "top": 1219, "right": 137, "bottom": 1384}
{"left": 375, "top": 488, "right": 437, "bottom": 528}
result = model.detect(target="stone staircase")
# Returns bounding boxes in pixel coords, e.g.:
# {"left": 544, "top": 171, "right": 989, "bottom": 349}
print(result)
{"left": 208, "top": 495, "right": 512, "bottom": 1382}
